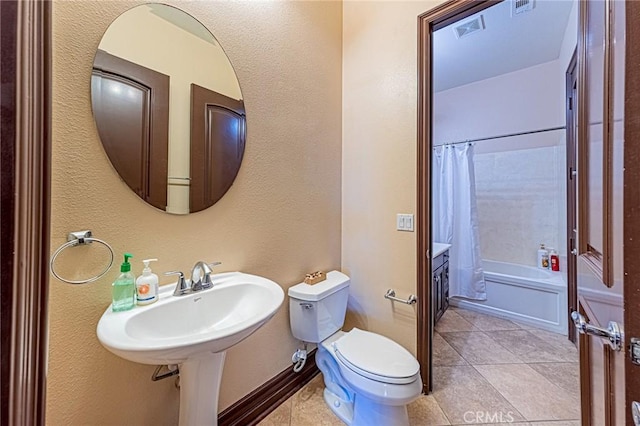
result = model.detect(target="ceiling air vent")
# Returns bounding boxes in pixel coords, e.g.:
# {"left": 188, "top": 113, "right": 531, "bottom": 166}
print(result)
{"left": 512, "top": 0, "right": 535, "bottom": 16}
{"left": 453, "top": 15, "right": 485, "bottom": 39}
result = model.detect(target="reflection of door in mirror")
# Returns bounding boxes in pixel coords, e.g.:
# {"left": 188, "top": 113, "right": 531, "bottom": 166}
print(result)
{"left": 190, "top": 84, "right": 246, "bottom": 213}
{"left": 92, "top": 49, "right": 169, "bottom": 210}
{"left": 92, "top": 4, "right": 246, "bottom": 214}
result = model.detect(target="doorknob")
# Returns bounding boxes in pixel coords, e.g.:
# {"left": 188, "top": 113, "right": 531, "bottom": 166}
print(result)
{"left": 633, "top": 401, "right": 640, "bottom": 426}
{"left": 571, "top": 311, "right": 622, "bottom": 351}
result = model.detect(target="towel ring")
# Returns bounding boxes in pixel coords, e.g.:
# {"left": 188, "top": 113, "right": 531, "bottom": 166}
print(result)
{"left": 50, "top": 230, "right": 114, "bottom": 285}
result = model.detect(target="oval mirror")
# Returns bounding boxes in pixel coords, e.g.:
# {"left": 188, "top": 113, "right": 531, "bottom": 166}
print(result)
{"left": 91, "top": 4, "right": 246, "bottom": 214}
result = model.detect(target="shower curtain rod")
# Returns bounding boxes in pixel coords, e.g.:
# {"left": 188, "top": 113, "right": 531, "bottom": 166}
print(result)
{"left": 436, "top": 125, "right": 567, "bottom": 147}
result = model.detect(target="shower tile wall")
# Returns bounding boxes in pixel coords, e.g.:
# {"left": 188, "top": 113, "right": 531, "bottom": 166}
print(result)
{"left": 474, "top": 145, "right": 566, "bottom": 267}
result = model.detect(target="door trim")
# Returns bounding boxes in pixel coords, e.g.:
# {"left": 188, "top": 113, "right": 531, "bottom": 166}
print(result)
{"left": 0, "top": 2, "right": 19, "bottom": 423}
{"left": 624, "top": 2, "right": 640, "bottom": 422}
{"left": 2, "top": 1, "right": 52, "bottom": 424}
{"left": 416, "top": 0, "right": 495, "bottom": 393}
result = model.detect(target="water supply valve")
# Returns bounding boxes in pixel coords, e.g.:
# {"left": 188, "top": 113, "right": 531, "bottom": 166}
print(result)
{"left": 292, "top": 346, "right": 308, "bottom": 373}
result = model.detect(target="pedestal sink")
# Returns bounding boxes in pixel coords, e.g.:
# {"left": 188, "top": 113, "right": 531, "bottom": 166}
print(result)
{"left": 97, "top": 272, "right": 284, "bottom": 425}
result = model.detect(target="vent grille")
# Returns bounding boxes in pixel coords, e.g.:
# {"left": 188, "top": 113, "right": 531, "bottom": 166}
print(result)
{"left": 453, "top": 16, "right": 485, "bottom": 39}
{"left": 512, "top": 0, "right": 534, "bottom": 16}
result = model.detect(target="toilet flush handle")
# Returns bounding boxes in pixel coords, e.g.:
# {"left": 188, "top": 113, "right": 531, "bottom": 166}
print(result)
{"left": 300, "top": 303, "right": 313, "bottom": 310}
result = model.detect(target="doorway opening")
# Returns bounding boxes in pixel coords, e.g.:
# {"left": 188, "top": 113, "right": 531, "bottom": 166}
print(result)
{"left": 417, "top": 0, "right": 580, "bottom": 421}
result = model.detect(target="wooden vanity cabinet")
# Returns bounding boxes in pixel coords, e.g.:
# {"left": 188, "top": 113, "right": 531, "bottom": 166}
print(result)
{"left": 433, "top": 250, "right": 449, "bottom": 324}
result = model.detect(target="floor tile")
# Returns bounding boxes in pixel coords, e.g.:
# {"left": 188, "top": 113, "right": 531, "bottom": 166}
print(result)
{"left": 440, "top": 331, "right": 522, "bottom": 365}
{"left": 290, "top": 374, "right": 343, "bottom": 426}
{"left": 432, "top": 365, "right": 525, "bottom": 424}
{"left": 513, "top": 321, "right": 538, "bottom": 330}
{"left": 528, "top": 363, "right": 580, "bottom": 393}
{"left": 451, "top": 423, "right": 528, "bottom": 426}
{"left": 444, "top": 418, "right": 581, "bottom": 426}
{"left": 488, "top": 330, "right": 575, "bottom": 363}
{"left": 435, "top": 309, "right": 479, "bottom": 333}
{"left": 452, "top": 422, "right": 579, "bottom": 426}
{"left": 454, "top": 309, "right": 523, "bottom": 331}
{"left": 408, "top": 394, "right": 451, "bottom": 425}
{"left": 258, "top": 398, "right": 291, "bottom": 426}
{"left": 474, "top": 364, "right": 580, "bottom": 421}
{"left": 450, "top": 421, "right": 525, "bottom": 425}
{"left": 433, "top": 332, "right": 468, "bottom": 366}
{"left": 526, "top": 329, "right": 579, "bottom": 362}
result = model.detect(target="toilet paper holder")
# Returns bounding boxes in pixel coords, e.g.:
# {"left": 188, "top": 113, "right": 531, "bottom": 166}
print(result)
{"left": 384, "top": 289, "right": 417, "bottom": 305}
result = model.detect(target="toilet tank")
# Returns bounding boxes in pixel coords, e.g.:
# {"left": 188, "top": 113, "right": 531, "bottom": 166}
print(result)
{"left": 288, "top": 271, "right": 350, "bottom": 343}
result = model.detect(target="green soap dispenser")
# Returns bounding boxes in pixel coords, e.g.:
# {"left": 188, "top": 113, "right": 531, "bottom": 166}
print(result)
{"left": 112, "top": 253, "right": 135, "bottom": 312}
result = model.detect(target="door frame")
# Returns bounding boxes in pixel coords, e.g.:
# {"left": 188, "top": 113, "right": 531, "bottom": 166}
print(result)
{"left": 1, "top": 1, "right": 52, "bottom": 424}
{"left": 566, "top": 49, "right": 578, "bottom": 343}
{"left": 416, "top": 0, "right": 498, "bottom": 393}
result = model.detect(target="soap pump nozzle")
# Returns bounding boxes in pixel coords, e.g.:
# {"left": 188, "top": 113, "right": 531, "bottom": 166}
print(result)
{"left": 121, "top": 253, "right": 133, "bottom": 273}
{"left": 142, "top": 258, "right": 158, "bottom": 274}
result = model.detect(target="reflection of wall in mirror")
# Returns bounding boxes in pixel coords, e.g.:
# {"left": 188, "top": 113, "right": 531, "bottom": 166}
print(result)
{"left": 99, "top": 5, "right": 242, "bottom": 214}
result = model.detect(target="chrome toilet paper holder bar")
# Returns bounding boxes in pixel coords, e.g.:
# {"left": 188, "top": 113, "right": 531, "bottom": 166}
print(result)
{"left": 384, "top": 289, "right": 417, "bottom": 305}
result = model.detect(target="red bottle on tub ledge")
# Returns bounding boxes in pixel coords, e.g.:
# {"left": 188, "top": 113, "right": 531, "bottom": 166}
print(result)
{"left": 549, "top": 248, "right": 560, "bottom": 272}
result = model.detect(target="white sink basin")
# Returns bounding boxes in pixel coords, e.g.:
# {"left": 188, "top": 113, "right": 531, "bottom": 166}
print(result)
{"left": 432, "top": 242, "right": 451, "bottom": 258}
{"left": 96, "top": 271, "right": 284, "bottom": 425}
{"left": 98, "top": 272, "right": 283, "bottom": 365}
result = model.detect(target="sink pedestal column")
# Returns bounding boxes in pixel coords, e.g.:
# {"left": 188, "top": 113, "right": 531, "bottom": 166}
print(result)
{"left": 178, "top": 351, "right": 226, "bottom": 426}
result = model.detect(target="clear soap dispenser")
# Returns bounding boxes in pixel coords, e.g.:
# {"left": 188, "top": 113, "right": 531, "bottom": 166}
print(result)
{"left": 112, "top": 253, "right": 135, "bottom": 312}
{"left": 136, "top": 258, "right": 159, "bottom": 305}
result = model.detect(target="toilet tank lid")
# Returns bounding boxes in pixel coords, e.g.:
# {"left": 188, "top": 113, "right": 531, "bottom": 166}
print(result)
{"left": 288, "top": 270, "right": 350, "bottom": 301}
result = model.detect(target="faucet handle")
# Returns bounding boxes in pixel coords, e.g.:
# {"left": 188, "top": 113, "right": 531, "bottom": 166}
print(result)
{"left": 165, "top": 271, "right": 190, "bottom": 296}
{"left": 201, "top": 262, "right": 221, "bottom": 289}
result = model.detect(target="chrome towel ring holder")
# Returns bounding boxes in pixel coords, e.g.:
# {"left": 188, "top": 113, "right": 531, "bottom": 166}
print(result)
{"left": 50, "top": 230, "right": 114, "bottom": 285}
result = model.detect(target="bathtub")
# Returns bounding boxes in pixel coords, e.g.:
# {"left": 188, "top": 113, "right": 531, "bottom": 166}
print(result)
{"left": 449, "top": 260, "right": 567, "bottom": 334}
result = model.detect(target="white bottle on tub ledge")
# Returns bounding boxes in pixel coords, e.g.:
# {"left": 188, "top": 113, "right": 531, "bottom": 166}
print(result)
{"left": 537, "top": 244, "right": 549, "bottom": 269}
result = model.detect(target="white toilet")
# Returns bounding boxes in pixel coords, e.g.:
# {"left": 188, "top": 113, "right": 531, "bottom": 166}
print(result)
{"left": 288, "top": 270, "right": 422, "bottom": 426}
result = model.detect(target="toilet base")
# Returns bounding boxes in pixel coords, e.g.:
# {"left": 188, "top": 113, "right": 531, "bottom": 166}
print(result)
{"left": 352, "top": 393, "right": 410, "bottom": 426}
{"left": 314, "top": 330, "right": 420, "bottom": 426}
{"left": 323, "top": 387, "right": 410, "bottom": 426}
{"left": 323, "top": 388, "right": 354, "bottom": 425}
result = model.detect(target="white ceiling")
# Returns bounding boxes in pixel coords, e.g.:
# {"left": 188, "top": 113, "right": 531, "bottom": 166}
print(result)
{"left": 433, "top": 0, "right": 575, "bottom": 92}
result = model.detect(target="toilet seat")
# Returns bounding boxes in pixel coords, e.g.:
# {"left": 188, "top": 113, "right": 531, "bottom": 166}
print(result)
{"left": 332, "top": 328, "right": 420, "bottom": 385}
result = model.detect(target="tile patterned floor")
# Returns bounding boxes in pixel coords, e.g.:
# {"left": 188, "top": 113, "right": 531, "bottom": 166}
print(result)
{"left": 258, "top": 307, "right": 580, "bottom": 425}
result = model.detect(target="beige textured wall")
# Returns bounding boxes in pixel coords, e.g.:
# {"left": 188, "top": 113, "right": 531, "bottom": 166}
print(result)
{"left": 342, "top": 0, "right": 446, "bottom": 354}
{"left": 49, "top": 1, "right": 342, "bottom": 424}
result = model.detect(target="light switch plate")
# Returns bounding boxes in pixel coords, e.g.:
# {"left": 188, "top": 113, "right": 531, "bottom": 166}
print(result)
{"left": 397, "top": 214, "right": 414, "bottom": 232}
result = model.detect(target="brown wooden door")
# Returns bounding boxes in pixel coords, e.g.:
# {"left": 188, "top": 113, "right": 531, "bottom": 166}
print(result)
{"left": 91, "top": 49, "right": 169, "bottom": 210}
{"left": 190, "top": 84, "right": 245, "bottom": 213}
{"left": 574, "top": 1, "right": 640, "bottom": 424}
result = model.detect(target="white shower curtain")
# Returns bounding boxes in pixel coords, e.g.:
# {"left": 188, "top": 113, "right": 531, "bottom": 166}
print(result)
{"left": 432, "top": 143, "right": 486, "bottom": 300}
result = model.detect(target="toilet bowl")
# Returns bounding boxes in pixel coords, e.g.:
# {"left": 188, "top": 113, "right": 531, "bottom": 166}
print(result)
{"left": 289, "top": 271, "right": 422, "bottom": 426}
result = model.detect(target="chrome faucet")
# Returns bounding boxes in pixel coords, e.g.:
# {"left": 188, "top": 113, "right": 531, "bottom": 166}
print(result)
{"left": 165, "top": 271, "right": 190, "bottom": 296}
{"left": 190, "top": 261, "right": 216, "bottom": 292}
{"left": 165, "top": 261, "right": 222, "bottom": 296}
